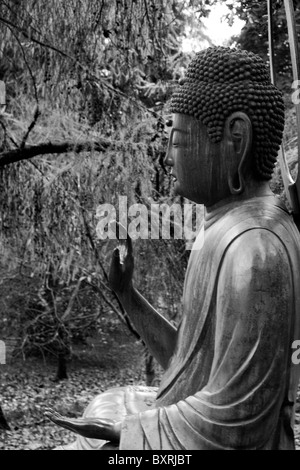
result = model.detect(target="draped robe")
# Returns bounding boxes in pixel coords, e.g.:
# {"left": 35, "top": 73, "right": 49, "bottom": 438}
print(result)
{"left": 119, "top": 196, "right": 300, "bottom": 450}
{"left": 58, "top": 196, "right": 300, "bottom": 450}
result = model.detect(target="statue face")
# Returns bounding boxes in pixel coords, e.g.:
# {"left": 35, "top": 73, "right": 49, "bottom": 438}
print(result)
{"left": 165, "top": 114, "right": 230, "bottom": 206}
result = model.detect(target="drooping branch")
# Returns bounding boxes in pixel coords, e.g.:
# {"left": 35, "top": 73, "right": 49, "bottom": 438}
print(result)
{"left": 0, "top": 15, "right": 73, "bottom": 61}
{"left": 80, "top": 207, "right": 141, "bottom": 341}
{"left": 0, "top": 139, "right": 111, "bottom": 167}
{"left": 0, "top": 15, "right": 159, "bottom": 118}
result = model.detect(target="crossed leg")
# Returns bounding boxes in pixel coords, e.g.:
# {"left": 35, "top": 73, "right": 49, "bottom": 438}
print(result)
{"left": 47, "top": 385, "right": 158, "bottom": 450}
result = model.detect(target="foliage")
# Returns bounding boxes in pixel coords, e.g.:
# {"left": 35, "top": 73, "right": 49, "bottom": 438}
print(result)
{"left": 233, "top": 1, "right": 300, "bottom": 97}
{"left": 0, "top": 0, "right": 202, "bottom": 379}
{"left": 192, "top": 0, "right": 299, "bottom": 208}
{"left": 0, "top": 0, "right": 193, "bottom": 118}
{"left": 270, "top": 105, "right": 299, "bottom": 209}
{"left": 190, "top": 1, "right": 299, "bottom": 100}
{"left": 0, "top": 101, "right": 191, "bottom": 374}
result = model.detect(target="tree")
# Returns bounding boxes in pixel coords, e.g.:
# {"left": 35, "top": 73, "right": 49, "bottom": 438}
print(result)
{"left": 195, "top": 0, "right": 299, "bottom": 97}
{"left": 0, "top": 0, "right": 200, "bottom": 381}
{"left": 232, "top": 0, "right": 300, "bottom": 95}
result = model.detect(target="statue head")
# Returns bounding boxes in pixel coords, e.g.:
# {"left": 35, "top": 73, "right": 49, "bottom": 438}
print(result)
{"left": 166, "top": 46, "right": 285, "bottom": 206}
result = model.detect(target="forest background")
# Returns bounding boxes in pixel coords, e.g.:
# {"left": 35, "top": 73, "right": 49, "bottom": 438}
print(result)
{"left": 0, "top": 0, "right": 299, "bottom": 450}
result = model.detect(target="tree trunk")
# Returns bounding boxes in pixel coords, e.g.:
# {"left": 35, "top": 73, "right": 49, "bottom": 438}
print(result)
{"left": 145, "top": 350, "right": 155, "bottom": 386}
{"left": 0, "top": 404, "right": 10, "bottom": 431}
{"left": 55, "top": 351, "right": 68, "bottom": 381}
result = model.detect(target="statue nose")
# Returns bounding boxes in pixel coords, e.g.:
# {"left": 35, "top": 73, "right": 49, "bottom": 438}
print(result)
{"left": 164, "top": 141, "right": 174, "bottom": 167}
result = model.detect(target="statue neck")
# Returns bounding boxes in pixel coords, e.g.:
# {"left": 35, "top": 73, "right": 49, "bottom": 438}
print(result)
{"left": 205, "top": 180, "right": 275, "bottom": 216}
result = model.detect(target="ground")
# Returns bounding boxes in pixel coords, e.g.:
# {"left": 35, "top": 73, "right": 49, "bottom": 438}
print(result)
{"left": 0, "top": 318, "right": 146, "bottom": 450}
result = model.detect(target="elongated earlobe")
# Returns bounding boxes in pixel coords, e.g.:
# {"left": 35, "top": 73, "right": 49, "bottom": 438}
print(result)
{"left": 224, "top": 112, "right": 252, "bottom": 196}
{"left": 228, "top": 170, "right": 245, "bottom": 195}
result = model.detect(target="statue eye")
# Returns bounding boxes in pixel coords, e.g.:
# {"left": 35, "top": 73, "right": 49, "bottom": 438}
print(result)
{"left": 172, "top": 141, "right": 184, "bottom": 149}
{"left": 168, "top": 128, "right": 187, "bottom": 149}
{"left": 172, "top": 131, "right": 186, "bottom": 147}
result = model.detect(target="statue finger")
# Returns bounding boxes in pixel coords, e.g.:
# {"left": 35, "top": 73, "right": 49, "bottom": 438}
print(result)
{"left": 46, "top": 413, "right": 89, "bottom": 435}
{"left": 112, "top": 246, "right": 120, "bottom": 261}
{"left": 44, "top": 408, "right": 64, "bottom": 421}
{"left": 126, "top": 232, "right": 133, "bottom": 256}
{"left": 113, "top": 221, "right": 133, "bottom": 258}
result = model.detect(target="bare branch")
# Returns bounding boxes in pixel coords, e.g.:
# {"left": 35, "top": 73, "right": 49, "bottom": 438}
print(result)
{"left": 21, "top": 107, "right": 40, "bottom": 149}
{"left": 61, "top": 278, "right": 83, "bottom": 322}
{"left": 0, "top": 139, "right": 110, "bottom": 166}
{"left": 80, "top": 211, "right": 141, "bottom": 341}
{"left": 89, "top": 280, "right": 141, "bottom": 341}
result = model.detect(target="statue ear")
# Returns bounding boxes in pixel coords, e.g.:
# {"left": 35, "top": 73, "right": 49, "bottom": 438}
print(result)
{"left": 224, "top": 112, "right": 253, "bottom": 195}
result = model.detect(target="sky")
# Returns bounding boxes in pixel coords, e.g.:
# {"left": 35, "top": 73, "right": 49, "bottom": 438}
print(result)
{"left": 182, "top": 3, "right": 245, "bottom": 52}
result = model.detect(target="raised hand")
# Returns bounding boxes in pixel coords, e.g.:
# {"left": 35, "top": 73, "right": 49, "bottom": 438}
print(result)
{"left": 44, "top": 408, "right": 121, "bottom": 443}
{"left": 108, "top": 222, "right": 134, "bottom": 297}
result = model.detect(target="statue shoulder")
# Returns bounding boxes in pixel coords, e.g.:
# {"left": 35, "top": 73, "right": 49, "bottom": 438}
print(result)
{"left": 215, "top": 227, "right": 295, "bottom": 329}
{"left": 220, "top": 227, "right": 293, "bottom": 286}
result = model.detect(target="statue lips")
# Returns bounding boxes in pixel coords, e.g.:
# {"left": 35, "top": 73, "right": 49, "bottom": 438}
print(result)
{"left": 170, "top": 171, "right": 177, "bottom": 182}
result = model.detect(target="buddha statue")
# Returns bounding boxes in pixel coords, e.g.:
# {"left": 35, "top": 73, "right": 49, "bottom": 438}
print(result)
{"left": 46, "top": 46, "right": 300, "bottom": 450}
